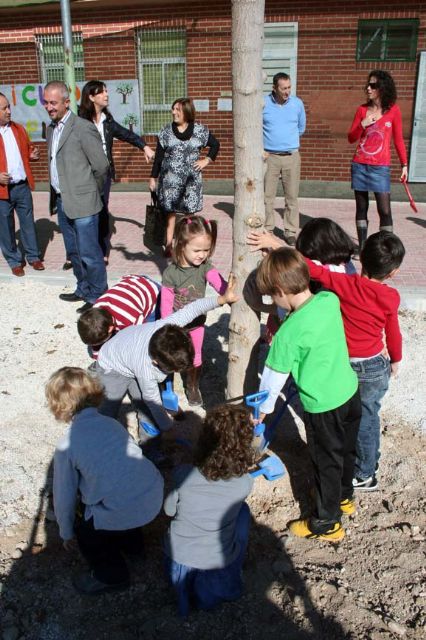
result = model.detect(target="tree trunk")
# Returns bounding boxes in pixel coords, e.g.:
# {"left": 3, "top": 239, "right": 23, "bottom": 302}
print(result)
{"left": 227, "top": 0, "right": 265, "bottom": 399}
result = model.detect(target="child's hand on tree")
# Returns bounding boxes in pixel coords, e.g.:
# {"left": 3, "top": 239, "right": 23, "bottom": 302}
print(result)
{"left": 218, "top": 273, "right": 239, "bottom": 305}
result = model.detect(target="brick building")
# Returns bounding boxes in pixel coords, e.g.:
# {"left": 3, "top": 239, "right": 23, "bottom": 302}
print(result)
{"left": 0, "top": 0, "right": 424, "bottom": 193}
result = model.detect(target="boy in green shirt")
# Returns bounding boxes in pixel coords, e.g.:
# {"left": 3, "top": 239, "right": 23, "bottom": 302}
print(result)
{"left": 256, "top": 248, "right": 361, "bottom": 542}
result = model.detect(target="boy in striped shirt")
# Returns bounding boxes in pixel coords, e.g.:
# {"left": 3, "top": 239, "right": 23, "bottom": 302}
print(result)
{"left": 78, "top": 274, "right": 160, "bottom": 359}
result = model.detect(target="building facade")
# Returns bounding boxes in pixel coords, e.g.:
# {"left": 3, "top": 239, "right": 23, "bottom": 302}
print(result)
{"left": 0, "top": 0, "right": 424, "bottom": 190}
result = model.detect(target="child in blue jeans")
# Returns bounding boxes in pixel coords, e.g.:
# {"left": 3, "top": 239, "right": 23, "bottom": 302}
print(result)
{"left": 163, "top": 404, "right": 255, "bottom": 616}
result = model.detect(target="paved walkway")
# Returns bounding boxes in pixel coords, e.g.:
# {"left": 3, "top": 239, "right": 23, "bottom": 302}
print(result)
{"left": 1, "top": 191, "right": 425, "bottom": 310}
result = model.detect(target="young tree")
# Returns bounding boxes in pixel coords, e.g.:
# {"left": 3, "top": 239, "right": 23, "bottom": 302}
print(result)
{"left": 227, "top": 0, "right": 266, "bottom": 398}
{"left": 116, "top": 83, "right": 134, "bottom": 104}
{"left": 123, "top": 113, "right": 139, "bottom": 133}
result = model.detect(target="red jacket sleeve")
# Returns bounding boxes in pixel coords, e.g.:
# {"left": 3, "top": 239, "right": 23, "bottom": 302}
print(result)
{"left": 391, "top": 105, "right": 408, "bottom": 166}
{"left": 348, "top": 106, "right": 365, "bottom": 144}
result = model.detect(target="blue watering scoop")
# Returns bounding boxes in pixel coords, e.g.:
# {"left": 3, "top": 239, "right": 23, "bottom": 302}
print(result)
{"left": 162, "top": 379, "right": 179, "bottom": 412}
{"left": 250, "top": 455, "right": 286, "bottom": 481}
{"left": 245, "top": 391, "right": 269, "bottom": 437}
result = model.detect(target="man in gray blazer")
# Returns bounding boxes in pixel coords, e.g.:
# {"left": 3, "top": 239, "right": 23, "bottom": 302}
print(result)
{"left": 44, "top": 81, "right": 110, "bottom": 312}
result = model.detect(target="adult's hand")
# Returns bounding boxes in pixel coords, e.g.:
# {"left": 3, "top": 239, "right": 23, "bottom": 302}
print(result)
{"left": 0, "top": 172, "right": 10, "bottom": 185}
{"left": 149, "top": 177, "right": 157, "bottom": 192}
{"left": 361, "top": 113, "right": 377, "bottom": 129}
{"left": 246, "top": 230, "right": 284, "bottom": 252}
{"left": 400, "top": 166, "right": 408, "bottom": 182}
{"left": 143, "top": 145, "right": 155, "bottom": 163}
{"left": 29, "top": 146, "right": 40, "bottom": 161}
{"left": 193, "top": 158, "right": 210, "bottom": 172}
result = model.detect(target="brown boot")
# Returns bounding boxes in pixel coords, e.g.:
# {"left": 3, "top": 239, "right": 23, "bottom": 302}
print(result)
{"left": 186, "top": 366, "right": 203, "bottom": 406}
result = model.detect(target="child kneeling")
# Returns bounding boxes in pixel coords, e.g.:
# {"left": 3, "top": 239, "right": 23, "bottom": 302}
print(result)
{"left": 46, "top": 367, "right": 164, "bottom": 594}
{"left": 164, "top": 404, "right": 255, "bottom": 616}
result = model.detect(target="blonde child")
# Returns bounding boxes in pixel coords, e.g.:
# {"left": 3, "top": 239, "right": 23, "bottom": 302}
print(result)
{"left": 46, "top": 367, "right": 164, "bottom": 594}
{"left": 164, "top": 404, "right": 255, "bottom": 616}
{"left": 161, "top": 215, "right": 227, "bottom": 406}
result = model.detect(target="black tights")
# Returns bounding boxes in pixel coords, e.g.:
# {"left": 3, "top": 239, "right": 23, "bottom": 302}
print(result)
{"left": 354, "top": 190, "right": 393, "bottom": 228}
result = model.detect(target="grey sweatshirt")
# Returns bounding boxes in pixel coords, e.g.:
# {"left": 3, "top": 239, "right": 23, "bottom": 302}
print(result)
{"left": 164, "top": 464, "right": 253, "bottom": 570}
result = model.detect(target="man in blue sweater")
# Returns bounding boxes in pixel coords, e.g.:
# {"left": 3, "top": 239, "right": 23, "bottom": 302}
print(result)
{"left": 263, "top": 72, "right": 306, "bottom": 245}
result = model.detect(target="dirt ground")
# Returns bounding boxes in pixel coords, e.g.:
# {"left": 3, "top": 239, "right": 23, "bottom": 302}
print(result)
{"left": 0, "top": 279, "right": 425, "bottom": 640}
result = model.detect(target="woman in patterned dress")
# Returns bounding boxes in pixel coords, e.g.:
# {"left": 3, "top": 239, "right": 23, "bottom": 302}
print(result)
{"left": 149, "top": 98, "right": 220, "bottom": 256}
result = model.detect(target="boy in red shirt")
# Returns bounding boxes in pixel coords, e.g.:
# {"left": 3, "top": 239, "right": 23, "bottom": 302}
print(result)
{"left": 305, "top": 231, "right": 405, "bottom": 492}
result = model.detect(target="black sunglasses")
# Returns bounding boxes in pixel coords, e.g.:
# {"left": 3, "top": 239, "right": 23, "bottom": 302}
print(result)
{"left": 367, "top": 82, "right": 379, "bottom": 90}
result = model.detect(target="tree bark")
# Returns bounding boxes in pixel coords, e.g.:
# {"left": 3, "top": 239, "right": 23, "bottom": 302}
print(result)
{"left": 227, "top": 0, "right": 265, "bottom": 399}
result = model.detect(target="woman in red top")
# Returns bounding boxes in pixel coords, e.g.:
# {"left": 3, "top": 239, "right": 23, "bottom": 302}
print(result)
{"left": 348, "top": 70, "right": 408, "bottom": 252}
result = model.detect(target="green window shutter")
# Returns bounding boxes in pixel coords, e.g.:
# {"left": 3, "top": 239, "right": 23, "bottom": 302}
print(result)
{"left": 137, "top": 29, "right": 187, "bottom": 135}
{"left": 357, "top": 20, "right": 418, "bottom": 62}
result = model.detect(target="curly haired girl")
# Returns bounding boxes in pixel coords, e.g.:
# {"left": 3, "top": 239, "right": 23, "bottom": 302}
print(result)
{"left": 163, "top": 403, "right": 256, "bottom": 616}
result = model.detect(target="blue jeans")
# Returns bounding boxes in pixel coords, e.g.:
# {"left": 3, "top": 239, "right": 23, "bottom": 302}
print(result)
{"left": 165, "top": 503, "right": 251, "bottom": 617}
{"left": 350, "top": 354, "right": 390, "bottom": 479}
{"left": 0, "top": 182, "right": 40, "bottom": 267}
{"left": 56, "top": 196, "right": 107, "bottom": 303}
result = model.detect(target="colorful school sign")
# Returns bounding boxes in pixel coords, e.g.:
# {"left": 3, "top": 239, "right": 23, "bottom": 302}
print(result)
{"left": 0, "top": 79, "right": 141, "bottom": 140}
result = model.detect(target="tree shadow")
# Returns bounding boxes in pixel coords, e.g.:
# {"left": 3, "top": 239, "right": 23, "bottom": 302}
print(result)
{"left": 111, "top": 242, "right": 168, "bottom": 270}
{"left": 109, "top": 214, "right": 144, "bottom": 235}
{"left": 406, "top": 216, "right": 426, "bottom": 229}
{"left": 213, "top": 201, "right": 234, "bottom": 218}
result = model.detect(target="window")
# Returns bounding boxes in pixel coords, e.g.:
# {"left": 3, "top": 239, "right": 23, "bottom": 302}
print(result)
{"left": 136, "top": 29, "right": 187, "bottom": 135}
{"left": 36, "top": 32, "right": 85, "bottom": 83}
{"left": 263, "top": 23, "right": 298, "bottom": 94}
{"left": 357, "top": 19, "right": 418, "bottom": 62}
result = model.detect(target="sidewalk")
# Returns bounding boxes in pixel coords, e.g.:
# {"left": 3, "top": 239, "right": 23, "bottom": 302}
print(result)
{"left": 1, "top": 191, "right": 425, "bottom": 310}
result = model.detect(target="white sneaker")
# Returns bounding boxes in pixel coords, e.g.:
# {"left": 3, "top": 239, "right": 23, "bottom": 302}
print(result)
{"left": 353, "top": 475, "right": 379, "bottom": 491}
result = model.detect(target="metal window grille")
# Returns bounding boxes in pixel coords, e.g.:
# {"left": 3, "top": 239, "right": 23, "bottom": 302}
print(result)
{"left": 357, "top": 20, "right": 419, "bottom": 62}
{"left": 136, "top": 29, "right": 187, "bottom": 135}
{"left": 263, "top": 23, "right": 298, "bottom": 94}
{"left": 36, "top": 32, "right": 85, "bottom": 84}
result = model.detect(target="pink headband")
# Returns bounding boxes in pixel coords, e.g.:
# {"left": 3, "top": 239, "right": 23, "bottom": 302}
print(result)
{"left": 184, "top": 217, "right": 211, "bottom": 225}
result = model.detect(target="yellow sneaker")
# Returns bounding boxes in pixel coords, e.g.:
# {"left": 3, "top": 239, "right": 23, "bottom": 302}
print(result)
{"left": 340, "top": 498, "right": 356, "bottom": 516}
{"left": 288, "top": 518, "right": 345, "bottom": 542}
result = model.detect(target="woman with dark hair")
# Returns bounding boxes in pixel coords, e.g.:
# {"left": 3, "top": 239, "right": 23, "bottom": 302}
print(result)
{"left": 348, "top": 70, "right": 408, "bottom": 252}
{"left": 66, "top": 80, "right": 154, "bottom": 265}
{"left": 149, "top": 98, "right": 220, "bottom": 257}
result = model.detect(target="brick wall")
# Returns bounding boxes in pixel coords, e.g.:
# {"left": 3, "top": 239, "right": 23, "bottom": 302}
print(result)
{"left": 0, "top": 0, "right": 424, "bottom": 185}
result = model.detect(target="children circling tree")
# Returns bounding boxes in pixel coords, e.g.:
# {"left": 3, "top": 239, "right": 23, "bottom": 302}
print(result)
{"left": 161, "top": 215, "right": 227, "bottom": 406}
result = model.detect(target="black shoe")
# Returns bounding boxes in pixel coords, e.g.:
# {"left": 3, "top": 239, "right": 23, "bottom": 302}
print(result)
{"left": 62, "top": 261, "right": 73, "bottom": 271}
{"left": 59, "top": 292, "right": 84, "bottom": 302}
{"left": 283, "top": 233, "right": 296, "bottom": 247}
{"left": 72, "top": 571, "right": 129, "bottom": 595}
{"left": 77, "top": 302, "right": 93, "bottom": 314}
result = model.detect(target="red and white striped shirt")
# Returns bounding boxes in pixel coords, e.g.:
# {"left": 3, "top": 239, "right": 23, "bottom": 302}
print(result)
{"left": 94, "top": 275, "right": 160, "bottom": 329}
{"left": 91, "top": 275, "right": 160, "bottom": 359}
